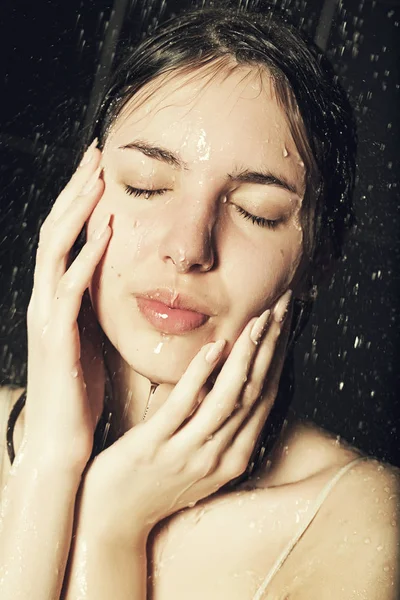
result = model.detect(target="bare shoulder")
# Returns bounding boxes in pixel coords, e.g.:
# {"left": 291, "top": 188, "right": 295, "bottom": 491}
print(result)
{"left": 0, "top": 386, "right": 26, "bottom": 491}
{"left": 260, "top": 420, "right": 399, "bottom": 598}
{"left": 291, "top": 443, "right": 400, "bottom": 599}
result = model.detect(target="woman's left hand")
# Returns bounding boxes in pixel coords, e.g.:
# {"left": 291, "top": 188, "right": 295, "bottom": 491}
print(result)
{"left": 75, "top": 290, "right": 292, "bottom": 546}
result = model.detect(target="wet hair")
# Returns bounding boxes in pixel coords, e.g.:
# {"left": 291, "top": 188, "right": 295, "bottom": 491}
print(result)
{"left": 87, "top": 4, "right": 357, "bottom": 298}
{"left": 78, "top": 4, "right": 357, "bottom": 480}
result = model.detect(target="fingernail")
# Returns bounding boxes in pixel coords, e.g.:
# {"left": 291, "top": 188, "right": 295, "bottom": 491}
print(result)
{"left": 80, "top": 138, "right": 98, "bottom": 167}
{"left": 250, "top": 309, "right": 271, "bottom": 344}
{"left": 80, "top": 167, "right": 102, "bottom": 195}
{"left": 273, "top": 289, "right": 293, "bottom": 323}
{"left": 205, "top": 340, "right": 226, "bottom": 364}
{"left": 92, "top": 214, "right": 110, "bottom": 240}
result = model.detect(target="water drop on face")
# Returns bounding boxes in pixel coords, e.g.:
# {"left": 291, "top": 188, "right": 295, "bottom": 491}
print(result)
{"left": 283, "top": 146, "right": 289, "bottom": 157}
{"left": 71, "top": 366, "right": 79, "bottom": 378}
{"left": 154, "top": 341, "right": 164, "bottom": 354}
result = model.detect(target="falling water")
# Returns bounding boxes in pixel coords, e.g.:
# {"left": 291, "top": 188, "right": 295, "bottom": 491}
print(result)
{"left": 0, "top": 0, "right": 398, "bottom": 469}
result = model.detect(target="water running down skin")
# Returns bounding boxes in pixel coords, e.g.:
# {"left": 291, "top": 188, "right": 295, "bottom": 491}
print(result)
{"left": 0, "top": 10, "right": 398, "bottom": 600}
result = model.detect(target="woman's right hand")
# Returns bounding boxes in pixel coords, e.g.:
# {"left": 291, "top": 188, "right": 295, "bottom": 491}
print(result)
{"left": 23, "top": 140, "right": 110, "bottom": 474}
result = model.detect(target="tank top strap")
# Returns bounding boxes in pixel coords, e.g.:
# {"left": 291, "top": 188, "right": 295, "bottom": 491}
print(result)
{"left": 252, "top": 455, "right": 369, "bottom": 600}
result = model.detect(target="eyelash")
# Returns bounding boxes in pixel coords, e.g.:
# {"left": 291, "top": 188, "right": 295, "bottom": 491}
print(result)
{"left": 234, "top": 205, "right": 280, "bottom": 230}
{"left": 124, "top": 185, "right": 168, "bottom": 199}
{"left": 124, "top": 185, "right": 280, "bottom": 230}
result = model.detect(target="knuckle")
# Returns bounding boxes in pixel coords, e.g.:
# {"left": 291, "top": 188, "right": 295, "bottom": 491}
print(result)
{"left": 243, "top": 380, "right": 261, "bottom": 403}
{"left": 225, "top": 451, "right": 250, "bottom": 480}
{"left": 57, "top": 275, "right": 77, "bottom": 297}
{"left": 193, "top": 453, "right": 218, "bottom": 479}
{"left": 163, "top": 447, "right": 186, "bottom": 475}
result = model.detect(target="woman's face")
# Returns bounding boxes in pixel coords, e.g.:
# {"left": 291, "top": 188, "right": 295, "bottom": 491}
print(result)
{"left": 88, "top": 64, "right": 307, "bottom": 384}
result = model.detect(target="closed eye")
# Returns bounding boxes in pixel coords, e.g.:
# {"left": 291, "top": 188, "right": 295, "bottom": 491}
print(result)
{"left": 125, "top": 185, "right": 280, "bottom": 229}
{"left": 124, "top": 185, "right": 169, "bottom": 199}
{"left": 234, "top": 205, "right": 281, "bottom": 229}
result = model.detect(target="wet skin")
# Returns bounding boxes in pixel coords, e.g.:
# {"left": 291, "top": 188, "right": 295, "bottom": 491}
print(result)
{"left": 86, "top": 63, "right": 306, "bottom": 428}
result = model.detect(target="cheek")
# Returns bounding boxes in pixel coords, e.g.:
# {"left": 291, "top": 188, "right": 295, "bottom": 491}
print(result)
{"left": 222, "top": 229, "right": 303, "bottom": 309}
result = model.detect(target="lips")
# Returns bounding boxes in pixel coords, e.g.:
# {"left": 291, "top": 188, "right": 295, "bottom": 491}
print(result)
{"left": 135, "top": 289, "right": 211, "bottom": 335}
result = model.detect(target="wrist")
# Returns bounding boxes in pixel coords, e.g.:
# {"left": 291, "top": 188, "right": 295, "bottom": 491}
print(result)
{"left": 13, "top": 440, "right": 85, "bottom": 488}
{"left": 75, "top": 479, "right": 151, "bottom": 549}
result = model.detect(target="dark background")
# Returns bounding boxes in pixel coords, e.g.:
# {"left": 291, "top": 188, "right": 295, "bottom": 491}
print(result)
{"left": 0, "top": 0, "right": 399, "bottom": 464}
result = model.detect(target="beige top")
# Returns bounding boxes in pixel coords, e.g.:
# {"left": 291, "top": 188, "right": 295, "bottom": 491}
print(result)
{"left": 0, "top": 387, "right": 368, "bottom": 597}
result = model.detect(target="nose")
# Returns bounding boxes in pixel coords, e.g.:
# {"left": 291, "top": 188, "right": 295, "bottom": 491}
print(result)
{"left": 158, "top": 198, "right": 216, "bottom": 273}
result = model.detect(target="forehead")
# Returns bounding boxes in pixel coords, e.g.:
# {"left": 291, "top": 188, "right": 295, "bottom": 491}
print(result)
{"left": 105, "top": 63, "right": 305, "bottom": 188}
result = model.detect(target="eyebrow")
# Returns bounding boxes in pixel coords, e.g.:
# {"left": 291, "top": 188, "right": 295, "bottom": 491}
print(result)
{"left": 119, "top": 140, "right": 189, "bottom": 170}
{"left": 119, "top": 140, "right": 301, "bottom": 196}
{"left": 227, "top": 170, "right": 299, "bottom": 195}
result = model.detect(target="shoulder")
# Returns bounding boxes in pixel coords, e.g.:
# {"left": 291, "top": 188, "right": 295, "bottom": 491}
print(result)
{"left": 295, "top": 453, "right": 400, "bottom": 599}
{"left": 0, "top": 386, "right": 26, "bottom": 492}
{"left": 260, "top": 420, "right": 399, "bottom": 598}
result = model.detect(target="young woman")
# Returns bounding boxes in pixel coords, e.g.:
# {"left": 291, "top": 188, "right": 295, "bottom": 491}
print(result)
{"left": 0, "top": 6, "right": 398, "bottom": 599}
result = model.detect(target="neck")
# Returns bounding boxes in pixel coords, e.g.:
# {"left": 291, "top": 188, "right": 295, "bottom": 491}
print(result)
{"left": 103, "top": 338, "right": 175, "bottom": 440}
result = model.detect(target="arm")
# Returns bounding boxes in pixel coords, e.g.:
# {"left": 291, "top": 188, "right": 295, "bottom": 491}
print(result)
{"left": 61, "top": 475, "right": 148, "bottom": 600}
{"left": 0, "top": 447, "right": 82, "bottom": 600}
{"left": 61, "top": 295, "right": 290, "bottom": 599}
{"left": 0, "top": 141, "right": 111, "bottom": 600}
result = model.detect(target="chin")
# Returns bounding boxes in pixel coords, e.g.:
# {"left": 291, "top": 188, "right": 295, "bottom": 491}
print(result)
{"left": 132, "top": 350, "right": 193, "bottom": 385}
{"left": 114, "top": 333, "right": 200, "bottom": 385}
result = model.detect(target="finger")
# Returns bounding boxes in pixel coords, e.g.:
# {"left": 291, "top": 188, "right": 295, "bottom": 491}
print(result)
{"left": 174, "top": 310, "right": 271, "bottom": 447}
{"left": 33, "top": 169, "right": 104, "bottom": 311}
{"left": 146, "top": 339, "right": 227, "bottom": 442}
{"left": 51, "top": 215, "right": 111, "bottom": 328}
{"left": 173, "top": 291, "right": 292, "bottom": 451}
{"left": 209, "top": 391, "right": 271, "bottom": 486}
{"left": 47, "top": 140, "right": 100, "bottom": 223}
{"left": 207, "top": 303, "right": 292, "bottom": 455}
{"left": 183, "top": 397, "right": 269, "bottom": 497}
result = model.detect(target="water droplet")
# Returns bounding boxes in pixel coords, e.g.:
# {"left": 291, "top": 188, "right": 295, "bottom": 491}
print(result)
{"left": 154, "top": 341, "right": 164, "bottom": 354}
{"left": 283, "top": 147, "right": 289, "bottom": 157}
{"left": 71, "top": 366, "right": 79, "bottom": 378}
